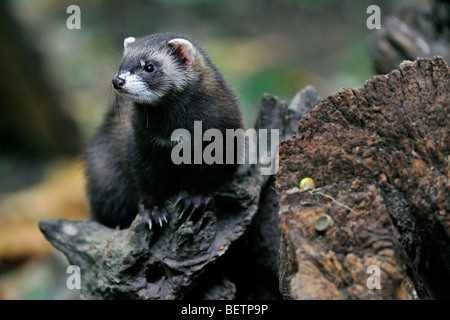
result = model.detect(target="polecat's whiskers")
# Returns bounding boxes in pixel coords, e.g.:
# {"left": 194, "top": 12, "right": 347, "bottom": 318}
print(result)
{"left": 86, "top": 33, "right": 243, "bottom": 229}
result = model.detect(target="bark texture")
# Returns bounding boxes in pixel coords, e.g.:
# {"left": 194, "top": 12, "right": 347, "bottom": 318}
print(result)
{"left": 39, "top": 86, "right": 319, "bottom": 299}
{"left": 40, "top": 56, "right": 449, "bottom": 300}
{"left": 276, "top": 57, "right": 449, "bottom": 299}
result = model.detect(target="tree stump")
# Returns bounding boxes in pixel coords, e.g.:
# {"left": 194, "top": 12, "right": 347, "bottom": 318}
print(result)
{"left": 39, "top": 87, "right": 320, "bottom": 299}
{"left": 276, "top": 57, "right": 449, "bottom": 299}
{"left": 40, "top": 56, "right": 449, "bottom": 300}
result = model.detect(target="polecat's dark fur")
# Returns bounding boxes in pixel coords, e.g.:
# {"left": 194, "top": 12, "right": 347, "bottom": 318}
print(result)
{"left": 85, "top": 33, "right": 243, "bottom": 229}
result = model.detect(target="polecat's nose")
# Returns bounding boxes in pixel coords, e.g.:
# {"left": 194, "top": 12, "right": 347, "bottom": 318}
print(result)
{"left": 112, "top": 77, "right": 125, "bottom": 90}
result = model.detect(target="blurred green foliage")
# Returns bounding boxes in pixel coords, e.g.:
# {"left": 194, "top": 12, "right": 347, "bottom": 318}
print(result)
{"left": 8, "top": 0, "right": 417, "bottom": 134}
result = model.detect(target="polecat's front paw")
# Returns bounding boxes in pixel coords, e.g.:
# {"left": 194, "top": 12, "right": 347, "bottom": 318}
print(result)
{"left": 138, "top": 201, "right": 169, "bottom": 229}
{"left": 174, "top": 192, "right": 214, "bottom": 221}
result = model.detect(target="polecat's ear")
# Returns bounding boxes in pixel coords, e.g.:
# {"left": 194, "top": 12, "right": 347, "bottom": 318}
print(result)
{"left": 123, "top": 37, "right": 135, "bottom": 54}
{"left": 167, "top": 38, "right": 198, "bottom": 65}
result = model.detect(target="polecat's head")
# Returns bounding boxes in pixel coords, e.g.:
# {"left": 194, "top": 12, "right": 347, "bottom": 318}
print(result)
{"left": 112, "top": 33, "right": 204, "bottom": 104}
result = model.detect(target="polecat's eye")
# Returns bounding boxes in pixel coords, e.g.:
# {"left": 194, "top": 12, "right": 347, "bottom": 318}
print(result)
{"left": 144, "top": 63, "right": 154, "bottom": 73}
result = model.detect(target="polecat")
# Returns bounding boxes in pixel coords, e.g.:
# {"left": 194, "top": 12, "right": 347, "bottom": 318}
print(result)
{"left": 85, "top": 33, "right": 243, "bottom": 229}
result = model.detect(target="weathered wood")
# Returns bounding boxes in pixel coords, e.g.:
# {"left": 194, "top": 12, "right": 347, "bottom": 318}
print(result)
{"left": 369, "top": 0, "right": 449, "bottom": 74}
{"left": 40, "top": 55, "right": 450, "bottom": 300}
{"left": 39, "top": 86, "right": 319, "bottom": 299}
{"left": 276, "top": 57, "right": 450, "bottom": 299}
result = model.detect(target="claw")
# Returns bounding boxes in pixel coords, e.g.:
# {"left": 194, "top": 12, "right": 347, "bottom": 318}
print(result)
{"left": 142, "top": 214, "right": 152, "bottom": 230}
{"left": 176, "top": 193, "right": 213, "bottom": 222}
{"left": 147, "top": 218, "right": 152, "bottom": 230}
{"left": 186, "top": 201, "right": 201, "bottom": 221}
{"left": 139, "top": 202, "right": 169, "bottom": 229}
{"left": 174, "top": 193, "right": 185, "bottom": 206}
{"left": 179, "top": 207, "right": 188, "bottom": 219}
{"left": 203, "top": 196, "right": 212, "bottom": 209}
{"left": 186, "top": 208, "right": 195, "bottom": 222}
